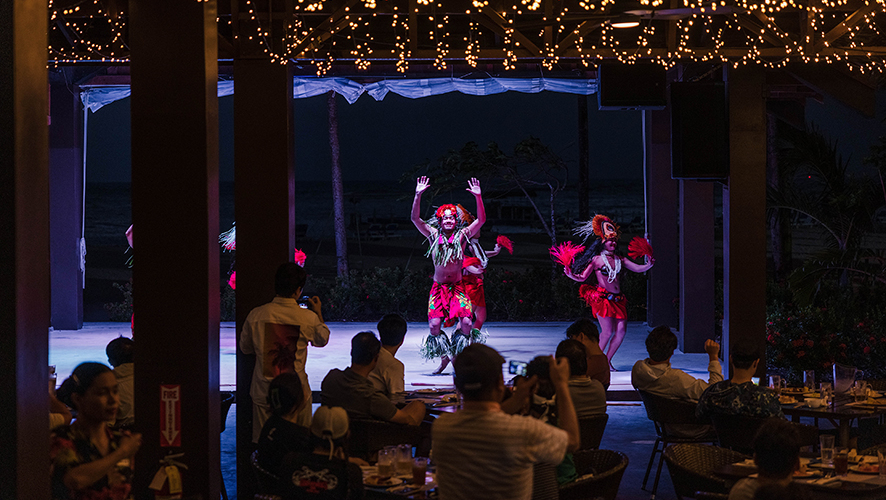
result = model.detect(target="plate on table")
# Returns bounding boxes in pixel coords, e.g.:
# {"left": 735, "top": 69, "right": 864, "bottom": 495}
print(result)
{"left": 792, "top": 470, "right": 823, "bottom": 479}
{"left": 849, "top": 464, "right": 880, "bottom": 474}
{"left": 779, "top": 395, "right": 798, "bottom": 404}
{"left": 364, "top": 475, "right": 404, "bottom": 487}
{"left": 808, "top": 462, "right": 834, "bottom": 470}
{"left": 783, "top": 387, "right": 811, "bottom": 394}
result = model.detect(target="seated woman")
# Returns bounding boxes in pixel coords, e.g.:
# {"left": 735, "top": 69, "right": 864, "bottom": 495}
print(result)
{"left": 50, "top": 362, "right": 142, "bottom": 500}
{"left": 277, "top": 406, "right": 365, "bottom": 499}
{"left": 257, "top": 372, "right": 313, "bottom": 475}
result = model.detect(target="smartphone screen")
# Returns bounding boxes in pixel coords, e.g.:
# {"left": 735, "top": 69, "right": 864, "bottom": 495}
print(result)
{"left": 508, "top": 360, "right": 527, "bottom": 377}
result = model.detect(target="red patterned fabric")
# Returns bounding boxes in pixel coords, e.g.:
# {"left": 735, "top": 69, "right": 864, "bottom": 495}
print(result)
{"left": 463, "top": 274, "right": 486, "bottom": 308}
{"left": 428, "top": 281, "right": 473, "bottom": 320}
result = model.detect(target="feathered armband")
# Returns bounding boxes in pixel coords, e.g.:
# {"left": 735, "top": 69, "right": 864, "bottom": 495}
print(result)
{"left": 550, "top": 241, "right": 586, "bottom": 268}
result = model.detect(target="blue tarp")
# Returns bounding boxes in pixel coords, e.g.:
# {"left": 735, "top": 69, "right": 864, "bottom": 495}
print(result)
{"left": 80, "top": 76, "right": 596, "bottom": 111}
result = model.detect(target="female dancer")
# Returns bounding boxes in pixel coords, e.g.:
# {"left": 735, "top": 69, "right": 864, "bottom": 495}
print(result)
{"left": 557, "top": 215, "right": 654, "bottom": 370}
{"left": 462, "top": 233, "right": 511, "bottom": 330}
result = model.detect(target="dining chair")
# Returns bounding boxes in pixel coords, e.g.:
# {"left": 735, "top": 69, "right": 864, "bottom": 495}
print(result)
{"left": 578, "top": 413, "right": 609, "bottom": 451}
{"left": 709, "top": 414, "right": 819, "bottom": 455}
{"left": 662, "top": 443, "right": 748, "bottom": 500}
{"left": 637, "top": 390, "right": 717, "bottom": 499}
{"left": 558, "top": 449, "right": 628, "bottom": 500}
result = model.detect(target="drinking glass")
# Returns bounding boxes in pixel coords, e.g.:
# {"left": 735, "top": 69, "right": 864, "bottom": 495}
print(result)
{"left": 804, "top": 370, "right": 816, "bottom": 392}
{"left": 820, "top": 382, "right": 833, "bottom": 404}
{"left": 877, "top": 448, "right": 886, "bottom": 478}
{"left": 377, "top": 448, "right": 394, "bottom": 477}
{"left": 397, "top": 444, "right": 413, "bottom": 475}
{"left": 412, "top": 457, "right": 428, "bottom": 485}
{"left": 854, "top": 380, "right": 868, "bottom": 402}
{"left": 819, "top": 435, "right": 835, "bottom": 467}
{"left": 834, "top": 448, "right": 849, "bottom": 476}
{"left": 769, "top": 375, "right": 783, "bottom": 396}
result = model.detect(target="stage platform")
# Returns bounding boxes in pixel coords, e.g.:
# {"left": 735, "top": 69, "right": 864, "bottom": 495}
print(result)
{"left": 50, "top": 320, "right": 715, "bottom": 395}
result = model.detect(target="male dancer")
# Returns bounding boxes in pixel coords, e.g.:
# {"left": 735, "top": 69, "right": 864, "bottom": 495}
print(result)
{"left": 411, "top": 176, "right": 485, "bottom": 374}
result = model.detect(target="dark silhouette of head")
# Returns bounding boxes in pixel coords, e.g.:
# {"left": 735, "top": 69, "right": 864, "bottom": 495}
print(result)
{"left": 556, "top": 339, "right": 588, "bottom": 377}
{"left": 645, "top": 326, "right": 679, "bottom": 363}
{"left": 731, "top": 338, "right": 761, "bottom": 370}
{"left": 566, "top": 318, "right": 600, "bottom": 343}
{"left": 454, "top": 344, "right": 505, "bottom": 401}
{"left": 267, "top": 372, "right": 306, "bottom": 417}
{"left": 377, "top": 314, "right": 407, "bottom": 347}
{"left": 106, "top": 336, "right": 134, "bottom": 367}
{"left": 351, "top": 331, "right": 381, "bottom": 366}
{"left": 753, "top": 418, "right": 801, "bottom": 479}
{"left": 275, "top": 263, "right": 307, "bottom": 297}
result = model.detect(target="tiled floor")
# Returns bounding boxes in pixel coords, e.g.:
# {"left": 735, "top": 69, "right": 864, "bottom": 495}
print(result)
{"left": 51, "top": 320, "right": 712, "bottom": 499}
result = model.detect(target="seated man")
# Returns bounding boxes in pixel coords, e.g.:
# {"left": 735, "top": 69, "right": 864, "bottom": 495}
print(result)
{"left": 277, "top": 406, "right": 365, "bottom": 500}
{"left": 555, "top": 339, "right": 606, "bottom": 418}
{"left": 565, "top": 318, "right": 610, "bottom": 389}
{"left": 106, "top": 336, "right": 135, "bottom": 427}
{"left": 697, "top": 339, "right": 783, "bottom": 421}
{"left": 432, "top": 344, "right": 580, "bottom": 500}
{"left": 368, "top": 313, "right": 407, "bottom": 400}
{"left": 728, "top": 418, "right": 805, "bottom": 500}
{"left": 632, "top": 325, "right": 722, "bottom": 401}
{"left": 257, "top": 372, "right": 312, "bottom": 475}
{"left": 321, "top": 331, "right": 425, "bottom": 425}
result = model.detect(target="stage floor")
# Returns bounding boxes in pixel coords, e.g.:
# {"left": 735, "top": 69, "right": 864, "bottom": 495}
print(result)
{"left": 50, "top": 321, "right": 715, "bottom": 393}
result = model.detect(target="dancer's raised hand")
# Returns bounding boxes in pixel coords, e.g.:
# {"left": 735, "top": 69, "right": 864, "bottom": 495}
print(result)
{"left": 466, "top": 177, "right": 482, "bottom": 196}
{"left": 416, "top": 176, "right": 430, "bottom": 194}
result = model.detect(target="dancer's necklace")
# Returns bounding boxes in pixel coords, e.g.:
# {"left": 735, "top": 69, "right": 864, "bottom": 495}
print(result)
{"left": 601, "top": 250, "right": 620, "bottom": 283}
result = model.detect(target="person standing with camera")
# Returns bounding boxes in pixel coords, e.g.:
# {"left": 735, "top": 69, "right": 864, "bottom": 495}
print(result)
{"left": 241, "top": 262, "right": 330, "bottom": 442}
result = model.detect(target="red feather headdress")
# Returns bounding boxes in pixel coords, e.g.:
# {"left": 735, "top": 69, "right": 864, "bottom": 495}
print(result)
{"left": 550, "top": 241, "right": 586, "bottom": 267}
{"left": 496, "top": 235, "right": 514, "bottom": 254}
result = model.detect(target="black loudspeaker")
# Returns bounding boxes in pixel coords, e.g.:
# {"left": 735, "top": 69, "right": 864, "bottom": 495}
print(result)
{"left": 670, "top": 82, "right": 729, "bottom": 179}
{"left": 597, "top": 62, "right": 667, "bottom": 110}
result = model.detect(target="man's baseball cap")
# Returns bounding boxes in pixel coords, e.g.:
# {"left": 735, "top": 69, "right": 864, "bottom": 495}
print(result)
{"left": 454, "top": 344, "right": 505, "bottom": 397}
{"left": 311, "top": 406, "right": 349, "bottom": 440}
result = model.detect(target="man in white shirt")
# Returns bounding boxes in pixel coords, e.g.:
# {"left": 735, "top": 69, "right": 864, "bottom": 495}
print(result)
{"left": 241, "top": 263, "right": 331, "bottom": 442}
{"left": 432, "top": 344, "right": 580, "bottom": 500}
{"left": 631, "top": 325, "right": 722, "bottom": 401}
{"left": 368, "top": 313, "right": 407, "bottom": 399}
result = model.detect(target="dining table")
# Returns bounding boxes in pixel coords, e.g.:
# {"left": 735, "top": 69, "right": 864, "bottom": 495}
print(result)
{"left": 714, "top": 455, "right": 886, "bottom": 499}
{"left": 780, "top": 389, "right": 886, "bottom": 447}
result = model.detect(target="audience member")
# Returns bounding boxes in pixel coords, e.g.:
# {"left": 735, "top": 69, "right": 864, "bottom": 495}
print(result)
{"left": 321, "top": 332, "right": 425, "bottom": 425}
{"left": 50, "top": 368, "right": 72, "bottom": 429}
{"left": 368, "top": 313, "right": 407, "bottom": 399}
{"left": 565, "top": 318, "right": 610, "bottom": 388}
{"left": 257, "top": 372, "right": 313, "bottom": 475}
{"left": 632, "top": 326, "right": 722, "bottom": 401}
{"left": 728, "top": 418, "right": 804, "bottom": 500}
{"left": 241, "top": 262, "right": 330, "bottom": 442}
{"left": 523, "top": 356, "right": 556, "bottom": 421}
{"left": 106, "top": 336, "right": 135, "bottom": 427}
{"left": 50, "top": 362, "right": 142, "bottom": 500}
{"left": 555, "top": 339, "right": 607, "bottom": 417}
{"left": 752, "top": 482, "right": 811, "bottom": 500}
{"left": 697, "top": 339, "right": 783, "bottom": 421}
{"left": 431, "top": 344, "right": 580, "bottom": 500}
{"left": 276, "top": 406, "right": 365, "bottom": 499}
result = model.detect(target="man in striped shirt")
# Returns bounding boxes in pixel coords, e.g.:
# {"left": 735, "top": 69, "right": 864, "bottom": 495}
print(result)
{"left": 431, "top": 344, "right": 580, "bottom": 500}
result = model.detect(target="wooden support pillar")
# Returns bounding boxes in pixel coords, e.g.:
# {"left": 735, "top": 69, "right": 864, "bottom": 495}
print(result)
{"left": 644, "top": 109, "right": 680, "bottom": 330}
{"left": 233, "top": 58, "right": 295, "bottom": 499}
{"left": 129, "top": 1, "right": 220, "bottom": 497}
{"left": 50, "top": 69, "right": 85, "bottom": 330}
{"left": 722, "top": 66, "right": 767, "bottom": 378}
{"left": 0, "top": 1, "right": 51, "bottom": 498}
{"left": 679, "top": 180, "right": 715, "bottom": 352}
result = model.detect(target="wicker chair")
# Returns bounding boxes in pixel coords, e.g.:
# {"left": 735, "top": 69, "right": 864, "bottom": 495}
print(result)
{"left": 251, "top": 450, "right": 281, "bottom": 496}
{"left": 637, "top": 390, "right": 717, "bottom": 499}
{"left": 662, "top": 443, "right": 749, "bottom": 500}
{"left": 559, "top": 449, "right": 628, "bottom": 500}
{"left": 578, "top": 414, "right": 609, "bottom": 451}
{"left": 532, "top": 462, "right": 560, "bottom": 500}
{"left": 709, "top": 414, "right": 819, "bottom": 454}
{"left": 693, "top": 492, "right": 728, "bottom": 500}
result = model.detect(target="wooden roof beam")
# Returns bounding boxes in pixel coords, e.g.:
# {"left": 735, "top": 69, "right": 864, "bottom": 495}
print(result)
{"left": 554, "top": 20, "right": 602, "bottom": 56}
{"left": 291, "top": 0, "right": 362, "bottom": 57}
{"left": 480, "top": 5, "right": 543, "bottom": 56}
{"left": 814, "top": 3, "right": 877, "bottom": 51}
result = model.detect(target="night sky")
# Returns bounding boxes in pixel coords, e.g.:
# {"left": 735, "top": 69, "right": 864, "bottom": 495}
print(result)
{"left": 85, "top": 87, "right": 885, "bottom": 184}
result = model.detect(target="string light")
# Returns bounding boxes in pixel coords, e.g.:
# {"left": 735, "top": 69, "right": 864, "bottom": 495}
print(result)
{"left": 46, "top": 0, "right": 886, "bottom": 73}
